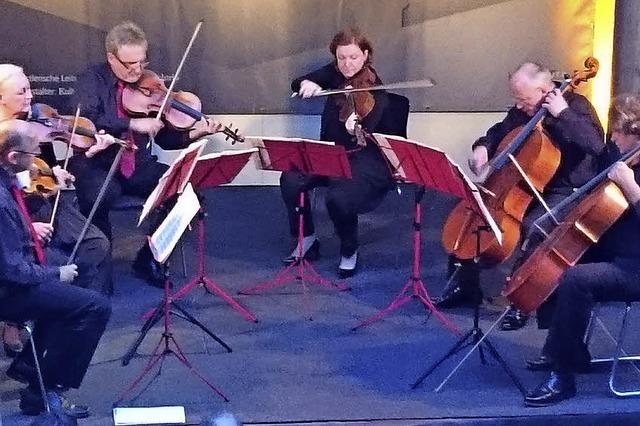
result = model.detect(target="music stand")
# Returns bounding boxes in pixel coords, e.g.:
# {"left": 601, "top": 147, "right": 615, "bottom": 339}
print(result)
{"left": 238, "top": 137, "right": 352, "bottom": 319}
{"left": 367, "top": 134, "right": 525, "bottom": 395}
{"left": 122, "top": 143, "right": 232, "bottom": 367}
{"left": 142, "top": 149, "right": 259, "bottom": 323}
{"left": 116, "top": 184, "right": 231, "bottom": 405}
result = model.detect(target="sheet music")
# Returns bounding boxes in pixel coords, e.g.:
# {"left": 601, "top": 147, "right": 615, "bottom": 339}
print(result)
{"left": 372, "top": 133, "right": 502, "bottom": 244}
{"left": 138, "top": 139, "right": 207, "bottom": 226}
{"left": 149, "top": 183, "right": 201, "bottom": 264}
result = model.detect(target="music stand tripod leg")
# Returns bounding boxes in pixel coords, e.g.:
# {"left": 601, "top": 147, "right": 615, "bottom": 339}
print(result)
{"left": 122, "top": 298, "right": 165, "bottom": 366}
{"left": 171, "top": 300, "right": 233, "bottom": 353}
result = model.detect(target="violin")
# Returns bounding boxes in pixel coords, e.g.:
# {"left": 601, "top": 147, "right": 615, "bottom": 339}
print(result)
{"left": 27, "top": 104, "right": 128, "bottom": 150}
{"left": 121, "top": 69, "right": 243, "bottom": 143}
{"left": 335, "top": 66, "right": 379, "bottom": 146}
{"left": 24, "top": 157, "right": 57, "bottom": 196}
{"left": 441, "top": 58, "right": 599, "bottom": 264}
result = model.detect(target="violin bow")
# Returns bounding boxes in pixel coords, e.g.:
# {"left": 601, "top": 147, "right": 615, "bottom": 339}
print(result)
{"left": 291, "top": 78, "right": 436, "bottom": 98}
{"left": 155, "top": 20, "right": 204, "bottom": 123}
{"left": 48, "top": 106, "right": 80, "bottom": 227}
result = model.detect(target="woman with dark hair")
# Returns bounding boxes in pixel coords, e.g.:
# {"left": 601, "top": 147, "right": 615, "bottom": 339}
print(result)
{"left": 283, "top": 28, "right": 408, "bottom": 277}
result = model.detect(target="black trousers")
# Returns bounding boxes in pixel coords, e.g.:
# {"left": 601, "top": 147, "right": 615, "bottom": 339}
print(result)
{"left": 449, "top": 191, "right": 568, "bottom": 321}
{"left": 70, "top": 156, "right": 168, "bottom": 240}
{"left": 27, "top": 194, "right": 112, "bottom": 294}
{"left": 279, "top": 148, "right": 393, "bottom": 256}
{"left": 543, "top": 259, "right": 640, "bottom": 373}
{"left": 49, "top": 197, "right": 111, "bottom": 293}
{"left": 0, "top": 282, "right": 111, "bottom": 389}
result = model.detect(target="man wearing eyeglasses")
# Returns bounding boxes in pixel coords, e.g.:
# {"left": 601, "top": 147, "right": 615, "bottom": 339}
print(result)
{"left": 70, "top": 21, "right": 223, "bottom": 286}
{"left": 0, "top": 120, "right": 111, "bottom": 418}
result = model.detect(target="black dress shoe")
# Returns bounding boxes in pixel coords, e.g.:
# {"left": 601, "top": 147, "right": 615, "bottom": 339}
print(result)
{"left": 500, "top": 306, "right": 529, "bottom": 330}
{"left": 6, "top": 358, "right": 37, "bottom": 384}
{"left": 133, "top": 259, "right": 166, "bottom": 288}
{"left": 433, "top": 286, "right": 482, "bottom": 309}
{"left": 20, "top": 387, "right": 90, "bottom": 418}
{"left": 282, "top": 239, "right": 320, "bottom": 264}
{"left": 524, "top": 371, "right": 576, "bottom": 407}
{"left": 526, "top": 355, "right": 553, "bottom": 371}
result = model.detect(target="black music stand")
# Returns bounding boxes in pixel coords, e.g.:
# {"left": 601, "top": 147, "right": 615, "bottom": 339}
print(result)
{"left": 121, "top": 142, "right": 232, "bottom": 367}
{"left": 117, "top": 184, "right": 231, "bottom": 405}
{"left": 238, "top": 137, "right": 352, "bottom": 319}
{"left": 142, "top": 149, "right": 259, "bottom": 323}
{"left": 369, "top": 134, "right": 525, "bottom": 395}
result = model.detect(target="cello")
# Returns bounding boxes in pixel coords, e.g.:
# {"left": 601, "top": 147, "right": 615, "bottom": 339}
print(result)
{"left": 503, "top": 143, "right": 640, "bottom": 313}
{"left": 441, "top": 58, "right": 599, "bottom": 264}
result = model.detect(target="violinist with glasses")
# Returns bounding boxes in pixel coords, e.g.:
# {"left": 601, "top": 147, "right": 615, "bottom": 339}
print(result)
{"left": 70, "top": 21, "right": 225, "bottom": 287}
{"left": 285, "top": 27, "right": 408, "bottom": 277}
{"left": 0, "top": 120, "right": 111, "bottom": 418}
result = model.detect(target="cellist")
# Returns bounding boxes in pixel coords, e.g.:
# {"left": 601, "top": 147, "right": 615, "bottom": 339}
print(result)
{"left": 435, "top": 62, "right": 604, "bottom": 331}
{"left": 524, "top": 93, "right": 640, "bottom": 406}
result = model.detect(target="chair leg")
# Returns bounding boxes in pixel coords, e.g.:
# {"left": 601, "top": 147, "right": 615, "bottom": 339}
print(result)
{"left": 180, "top": 239, "right": 187, "bottom": 278}
{"left": 608, "top": 303, "right": 640, "bottom": 397}
{"left": 23, "top": 324, "right": 50, "bottom": 413}
{"left": 584, "top": 304, "right": 600, "bottom": 346}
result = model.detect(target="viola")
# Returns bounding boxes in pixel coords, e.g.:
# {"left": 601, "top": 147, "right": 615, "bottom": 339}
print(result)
{"left": 27, "top": 103, "right": 128, "bottom": 150}
{"left": 441, "top": 57, "right": 599, "bottom": 264}
{"left": 122, "top": 69, "right": 243, "bottom": 143}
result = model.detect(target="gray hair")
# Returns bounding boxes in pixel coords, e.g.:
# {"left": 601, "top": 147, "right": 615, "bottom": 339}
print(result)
{"left": 105, "top": 21, "right": 147, "bottom": 55}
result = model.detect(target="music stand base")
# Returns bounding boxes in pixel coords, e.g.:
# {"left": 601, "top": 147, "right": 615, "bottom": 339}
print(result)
{"left": 352, "top": 277, "right": 459, "bottom": 333}
{"left": 411, "top": 306, "right": 525, "bottom": 396}
{"left": 143, "top": 211, "right": 258, "bottom": 323}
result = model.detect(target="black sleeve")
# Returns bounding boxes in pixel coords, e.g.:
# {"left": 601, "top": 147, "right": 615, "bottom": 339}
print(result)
{"left": 73, "top": 68, "right": 130, "bottom": 136}
{"left": 551, "top": 95, "right": 605, "bottom": 156}
{"left": 0, "top": 205, "right": 59, "bottom": 287}
{"left": 471, "top": 108, "right": 524, "bottom": 158}
{"left": 153, "top": 127, "right": 191, "bottom": 150}
{"left": 291, "top": 63, "right": 340, "bottom": 92}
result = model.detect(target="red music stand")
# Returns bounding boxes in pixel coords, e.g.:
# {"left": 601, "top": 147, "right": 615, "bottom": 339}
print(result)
{"left": 238, "top": 137, "right": 352, "bottom": 318}
{"left": 352, "top": 134, "right": 501, "bottom": 333}
{"left": 144, "top": 149, "right": 259, "bottom": 323}
{"left": 118, "top": 182, "right": 232, "bottom": 405}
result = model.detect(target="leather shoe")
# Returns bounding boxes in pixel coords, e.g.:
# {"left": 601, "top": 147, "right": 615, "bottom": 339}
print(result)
{"left": 283, "top": 239, "right": 320, "bottom": 264}
{"left": 6, "top": 358, "right": 37, "bottom": 384}
{"left": 433, "top": 286, "right": 482, "bottom": 309}
{"left": 524, "top": 371, "right": 576, "bottom": 407}
{"left": 500, "top": 306, "right": 528, "bottom": 330}
{"left": 526, "top": 355, "right": 553, "bottom": 371}
{"left": 133, "top": 247, "right": 166, "bottom": 288}
{"left": 20, "top": 386, "right": 90, "bottom": 418}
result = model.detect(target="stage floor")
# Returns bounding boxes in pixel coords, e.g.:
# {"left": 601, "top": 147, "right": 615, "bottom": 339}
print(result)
{"left": 2, "top": 187, "right": 640, "bottom": 425}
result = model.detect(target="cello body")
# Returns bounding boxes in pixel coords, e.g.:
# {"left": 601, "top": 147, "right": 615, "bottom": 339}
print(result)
{"left": 503, "top": 180, "right": 630, "bottom": 313}
{"left": 441, "top": 125, "right": 560, "bottom": 264}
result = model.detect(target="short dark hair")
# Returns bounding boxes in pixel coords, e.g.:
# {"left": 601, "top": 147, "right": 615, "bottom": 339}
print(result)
{"left": 0, "top": 121, "right": 35, "bottom": 163}
{"left": 329, "top": 27, "right": 373, "bottom": 63}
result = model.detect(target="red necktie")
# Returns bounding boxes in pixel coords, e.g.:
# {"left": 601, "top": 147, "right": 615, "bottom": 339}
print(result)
{"left": 116, "top": 81, "right": 136, "bottom": 178}
{"left": 11, "top": 186, "right": 46, "bottom": 265}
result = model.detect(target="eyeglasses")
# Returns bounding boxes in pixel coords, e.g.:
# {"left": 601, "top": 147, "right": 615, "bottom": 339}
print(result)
{"left": 113, "top": 54, "right": 149, "bottom": 70}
